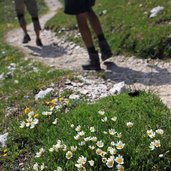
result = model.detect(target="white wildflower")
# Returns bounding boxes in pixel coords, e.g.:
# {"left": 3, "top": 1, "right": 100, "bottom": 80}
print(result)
{"left": 109, "top": 129, "right": 116, "bottom": 135}
{"left": 33, "top": 163, "right": 39, "bottom": 171}
{"left": 154, "top": 139, "right": 161, "bottom": 148}
{"left": 49, "top": 148, "right": 54, "bottom": 152}
{"left": 108, "top": 147, "right": 117, "bottom": 155}
{"left": 116, "top": 133, "right": 122, "bottom": 138}
{"left": 52, "top": 118, "right": 58, "bottom": 125}
{"left": 78, "top": 131, "right": 85, "bottom": 136}
{"left": 20, "top": 121, "right": 26, "bottom": 128}
{"left": 30, "top": 118, "right": 39, "bottom": 129}
{"left": 75, "top": 125, "right": 81, "bottom": 132}
{"left": 56, "top": 166, "right": 63, "bottom": 171}
{"left": 89, "top": 145, "right": 95, "bottom": 150}
{"left": 111, "top": 116, "right": 117, "bottom": 122}
{"left": 159, "top": 154, "right": 164, "bottom": 158}
{"left": 147, "top": 129, "right": 156, "bottom": 138}
{"left": 28, "top": 111, "right": 34, "bottom": 118}
{"left": 116, "top": 141, "right": 125, "bottom": 150}
{"left": 84, "top": 137, "right": 91, "bottom": 142}
{"left": 126, "top": 122, "right": 134, "bottom": 128}
{"left": 66, "top": 151, "right": 73, "bottom": 159}
{"left": 98, "top": 110, "right": 105, "bottom": 115}
{"left": 101, "top": 117, "right": 108, "bottom": 122}
{"left": 96, "top": 140, "right": 104, "bottom": 148}
{"left": 102, "top": 157, "right": 107, "bottom": 163}
{"left": 156, "top": 129, "right": 164, "bottom": 135}
{"left": 35, "top": 148, "right": 45, "bottom": 158}
{"left": 115, "top": 155, "right": 124, "bottom": 165}
{"left": 42, "top": 111, "right": 52, "bottom": 116}
{"left": 40, "top": 163, "right": 45, "bottom": 170}
{"left": 88, "top": 160, "right": 95, "bottom": 166}
{"left": 71, "top": 146, "right": 77, "bottom": 152}
{"left": 90, "top": 127, "right": 95, "bottom": 132}
{"left": 90, "top": 136, "right": 97, "bottom": 142}
{"left": 74, "top": 134, "right": 80, "bottom": 140}
{"left": 96, "top": 148, "right": 103, "bottom": 156}
{"left": 70, "top": 124, "right": 74, "bottom": 128}
{"left": 106, "top": 156, "right": 114, "bottom": 168}
{"left": 77, "top": 156, "right": 87, "bottom": 165}
{"left": 79, "top": 141, "right": 86, "bottom": 146}
{"left": 111, "top": 141, "right": 115, "bottom": 146}
{"left": 116, "top": 164, "right": 124, "bottom": 171}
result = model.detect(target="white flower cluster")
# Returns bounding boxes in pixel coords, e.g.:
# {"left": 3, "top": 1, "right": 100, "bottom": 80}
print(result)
{"left": 32, "top": 110, "right": 126, "bottom": 170}
{"left": 20, "top": 111, "right": 39, "bottom": 129}
{"left": 33, "top": 162, "right": 46, "bottom": 171}
{"left": 147, "top": 129, "right": 164, "bottom": 150}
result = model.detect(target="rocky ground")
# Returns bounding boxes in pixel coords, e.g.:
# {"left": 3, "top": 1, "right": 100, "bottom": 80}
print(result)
{"left": 5, "top": 0, "right": 171, "bottom": 110}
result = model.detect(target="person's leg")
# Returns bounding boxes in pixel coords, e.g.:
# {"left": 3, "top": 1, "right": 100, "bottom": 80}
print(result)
{"left": 25, "top": 0, "right": 42, "bottom": 46}
{"left": 76, "top": 12, "right": 101, "bottom": 70}
{"left": 14, "top": 0, "right": 31, "bottom": 43}
{"left": 88, "top": 9, "right": 112, "bottom": 61}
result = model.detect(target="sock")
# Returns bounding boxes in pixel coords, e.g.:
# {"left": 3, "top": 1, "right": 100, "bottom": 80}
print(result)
{"left": 87, "top": 46, "right": 97, "bottom": 54}
{"left": 97, "top": 33, "right": 105, "bottom": 42}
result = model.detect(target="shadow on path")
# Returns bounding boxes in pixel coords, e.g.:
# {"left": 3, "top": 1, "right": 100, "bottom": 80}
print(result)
{"left": 104, "top": 61, "right": 171, "bottom": 86}
{"left": 25, "top": 44, "right": 67, "bottom": 58}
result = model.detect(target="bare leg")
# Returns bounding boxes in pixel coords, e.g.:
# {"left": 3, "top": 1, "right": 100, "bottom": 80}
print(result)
{"left": 76, "top": 12, "right": 94, "bottom": 48}
{"left": 76, "top": 12, "right": 101, "bottom": 70}
{"left": 88, "top": 9, "right": 103, "bottom": 36}
{"left": 88, "top": 9, "right": 112, "bottom": 61}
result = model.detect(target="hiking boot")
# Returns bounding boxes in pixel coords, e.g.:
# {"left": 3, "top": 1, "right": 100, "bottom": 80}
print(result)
{"left": 22, "top": 34, "right": 31, "bottom": 44}
{"left": 82, "top": 53, "right": 101, "bottom": 70}
{"left": 36, "top": 38, "right": 43, "bottom": 46}
{"left": 99, "top": 40, "right": 113, "bottom": 61}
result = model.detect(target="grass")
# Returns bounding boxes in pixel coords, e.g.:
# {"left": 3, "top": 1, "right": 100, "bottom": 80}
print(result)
{"left": 46, "top": 0, "right": 171, "bottom": 59}
{"left": 2, "top": 91, "right": 171, "bottom": 170}
{"left": 0, "top": 0, "right": 171, "bottom": 170}
{"left": 0, "top": 0, "right": 70, "bottom": 132}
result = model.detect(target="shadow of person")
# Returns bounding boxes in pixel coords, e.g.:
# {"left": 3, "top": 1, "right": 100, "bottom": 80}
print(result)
{"left": 25, "top": 43, "right": 67, "bottom": 58}
{"left": 104, "top": 61, "right": 171, "bottom": 86}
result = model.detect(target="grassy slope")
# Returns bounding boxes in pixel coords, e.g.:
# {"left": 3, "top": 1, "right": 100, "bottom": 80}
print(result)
{"left": 0, "top": 0, "right": 69, "bottom": 132}
{"left": 0, "top": 0, "right": 171, "bottom": 170}
{"left": 46, "top": 0, "right": 171, "bottom": 59}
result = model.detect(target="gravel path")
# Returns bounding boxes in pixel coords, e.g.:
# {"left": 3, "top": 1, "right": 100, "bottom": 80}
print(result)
{"left": 5, "top": 0, "right": 171, "bottom": 110}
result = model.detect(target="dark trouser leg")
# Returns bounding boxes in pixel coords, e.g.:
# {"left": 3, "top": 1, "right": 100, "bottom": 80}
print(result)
{"left": 17, "top": 13, "right": 27, "bottom": 35}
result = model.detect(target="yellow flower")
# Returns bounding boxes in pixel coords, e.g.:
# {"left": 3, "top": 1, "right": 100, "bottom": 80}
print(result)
{"left": 51, "top": 99, "right": 58, "bottom": 103}
{"left": 34, "top": 114, "right": 39, "bottom": 118}
{"left": 24, "top": 107, "right": 30, "bottom": 114}
{"left": 3, "top": 153, "right": 8, "bottom": 157}
{"left": 45, "top": 101, "right": 50, "bottom": 105}
{"left": 59, "top": 97, "right": 64, "bottom": 101}
{"left": 3, "top": 149, "right": 8, "bottom": 153}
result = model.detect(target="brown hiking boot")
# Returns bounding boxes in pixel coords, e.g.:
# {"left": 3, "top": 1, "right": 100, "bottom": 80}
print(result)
{"left": 82, "top": 53, "right": 101, "bottom": 70}
{"left": 99, "top": 40, "right": 113, "bottom": 61}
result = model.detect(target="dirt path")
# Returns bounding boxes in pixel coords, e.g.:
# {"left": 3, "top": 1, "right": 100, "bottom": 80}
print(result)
{"left": 5, "top": 0, "right": 171, "bottom": 110}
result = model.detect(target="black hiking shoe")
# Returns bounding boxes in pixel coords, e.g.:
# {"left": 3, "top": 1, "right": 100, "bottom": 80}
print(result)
{"left": 22, "top": 34, "right": 31, "bottom": 44}
{"left": 82, "top": 53, "right": 101, "bottom": 71}
{"left": 36, "top": 38, "right": 43, "bottom": 46}
{"left": 99, "top": 40, "right": 113, "bottom": 61}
